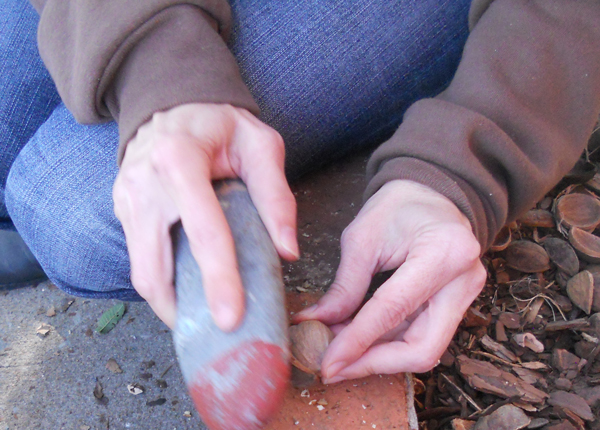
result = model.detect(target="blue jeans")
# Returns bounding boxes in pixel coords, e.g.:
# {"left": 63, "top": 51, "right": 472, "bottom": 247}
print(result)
{"left": 1, "top": 0, "right": 470, "bottom": 300}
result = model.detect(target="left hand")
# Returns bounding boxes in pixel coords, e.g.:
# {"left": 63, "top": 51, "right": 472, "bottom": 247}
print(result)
{"left": 293, "top": 180, "right": 487, "bottom": 383}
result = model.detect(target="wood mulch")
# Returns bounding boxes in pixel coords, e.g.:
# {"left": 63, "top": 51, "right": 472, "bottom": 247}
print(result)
{"left": 413, "top": 125, "right": 600, "bottom": 430}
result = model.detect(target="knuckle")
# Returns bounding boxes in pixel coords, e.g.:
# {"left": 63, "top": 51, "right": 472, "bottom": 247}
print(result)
{"left": 468, "top": 263, "right": 488, "bottom": 295}
{"left": 413, "top": 351, "right": 442, "bottom": 373}
{"left": 355, "top": 331, "right": 376, "bottom": 352}
{"left": 268, "top": 129, "right": 285, "bottom": 151}
{"left": 114, "top": 170, "right": 142, "bottom": 198}
{"left": 149, "top": 137, "right": 180, "bottom": 170}
{"left": 370, "top": 294, "right": 410, "bottom": 333}
{"left": 187, "top": 224, "right": 223, "bottom": 250}
{"left": 327, "top": 280, "right": 353, "bottom": 301}
{"left": 113, "top": 171, "right": 154, "bottom": 212}
{"left": 340, "top": 226, "right": 366, "bottom": 249}
{"left": 438, "top": 227, "right": 481, "bottom": 271}
{"left": 258, "top": 130, "right": 286, "bottom": 164}
{"left": 149, "top": 111, "right": 169, "bottom": 133}
{"left": 131, "top": 274, "right": 155, "bottom": 301}
{"left": 361, "top": 362, "right": 377, "bottom": 378}
{"left": 459, "top": 233, "right": 482, "bottom": 263}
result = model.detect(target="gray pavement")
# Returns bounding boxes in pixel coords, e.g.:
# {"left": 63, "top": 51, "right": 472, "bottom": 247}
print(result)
{"left": 0, "top": 154, "right": 369, "bottom": 430}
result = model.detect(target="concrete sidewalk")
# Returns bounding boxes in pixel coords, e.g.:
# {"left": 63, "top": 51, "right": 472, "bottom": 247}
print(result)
{"left": 0, "top": 154, "right": 369, "bottom": 430}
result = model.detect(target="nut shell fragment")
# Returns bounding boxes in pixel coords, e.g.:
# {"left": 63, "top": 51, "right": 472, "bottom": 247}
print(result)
{"left": 566, "top": 270, "right": 594, "bottom": 315}
{"left": 541, "top": 237, "right": 579, "bottom": 276}
{"left": 518, "top": 209, "right": 555, "bottom": 228}
{"left": 568, "top": 227, "right": 600, "bottom": 263}
{"left": 289, "top": 320, "right": 334, "bottom": 374}
{"left": 504, "top": 240, "right": 550, "bottom": 273}
{"left": 555, "top": 193, "right": 600, "bottom": 231}
{"left": 490, "top": 226, "right": 512, "bottom": 252}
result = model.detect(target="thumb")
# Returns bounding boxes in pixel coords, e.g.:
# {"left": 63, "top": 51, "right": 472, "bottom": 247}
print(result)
{"left": 293, "top": 227, "right": 376, "bottom": 325}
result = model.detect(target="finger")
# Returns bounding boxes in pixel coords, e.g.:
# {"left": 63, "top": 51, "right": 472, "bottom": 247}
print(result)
{"left": 323, "top": 262, "right": 486, "bottom": 382}
{"left": 127, "top": 221, "right": 177, "bottom": 328}
{"left": 157, "top": 140, "right": 245, "bottom": 332}
{"left": 320, "top": 238, "right": 476, "bottom": 378}
{"left": 293, "top": 225, "right": 377, "bottom": 325}
{"left": 233, "top": 116, "right": 299, "bottom": 261}
{"left": 113, "top": 176, "right": 177, "bottom": 328}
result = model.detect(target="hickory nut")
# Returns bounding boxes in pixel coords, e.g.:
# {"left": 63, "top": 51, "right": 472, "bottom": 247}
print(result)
{"left": 289, "top": 320, "right": 334, "bottom": 375}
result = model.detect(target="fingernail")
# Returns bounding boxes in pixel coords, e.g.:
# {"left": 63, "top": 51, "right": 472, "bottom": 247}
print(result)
{"left": 281, "top": 226, "right": 299, "bottom": 259}
{"left": 292, "top": 304, "right": 318, "bottom": 323}
{"left": 213, "top": 302, "right": 239, "bottom": 332}
{"left": 299, "top": 304, "right": 318, "bottom": 315}
{"left": 324, "top": 360, "right": 347, "bottom": 379}
{"left": 323, "top": 375, "right": 346, "bottom": 385}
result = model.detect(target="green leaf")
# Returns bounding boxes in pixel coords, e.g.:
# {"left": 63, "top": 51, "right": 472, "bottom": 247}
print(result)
{"left": 96, "top": 302, "right": 127, "bottom": 334}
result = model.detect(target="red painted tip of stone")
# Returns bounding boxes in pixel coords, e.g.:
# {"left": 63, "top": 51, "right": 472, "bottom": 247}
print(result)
{"left": 188, "top": 340, "right": 289, "bottom": 430}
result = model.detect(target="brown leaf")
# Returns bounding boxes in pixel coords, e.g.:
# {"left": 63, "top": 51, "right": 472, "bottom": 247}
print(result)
{"left": 45, "top": 306, "right": 56, "bottom": 317}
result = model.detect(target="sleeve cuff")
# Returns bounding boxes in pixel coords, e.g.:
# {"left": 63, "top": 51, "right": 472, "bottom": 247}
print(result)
{"left": 102, "top": 5, "right": 259, "bottom": 163}
{"left": 365, "top": 156, "right": 498, "bottom": 251}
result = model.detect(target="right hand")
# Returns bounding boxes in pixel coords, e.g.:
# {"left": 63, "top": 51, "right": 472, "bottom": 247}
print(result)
{"left": 112, "top": 103, "right": 299, "bottom": 330}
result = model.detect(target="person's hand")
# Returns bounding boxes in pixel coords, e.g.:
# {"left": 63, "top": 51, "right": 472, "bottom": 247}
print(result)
{"left": 294, "top": 180, "right": 486, "bottom": 383}
{"left": 113, "top": 103, "right": 299, "bottom": 330}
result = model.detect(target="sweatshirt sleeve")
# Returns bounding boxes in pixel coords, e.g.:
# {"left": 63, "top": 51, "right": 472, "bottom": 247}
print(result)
{"left": 30, "top": 0, "right": 259, "bottom": 162}
{"left": 365, "top": 0, "right": 600, "bottom": 250}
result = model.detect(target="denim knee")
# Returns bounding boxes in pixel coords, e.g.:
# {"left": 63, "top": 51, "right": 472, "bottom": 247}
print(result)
{"left": 229, "top": 0, "right": 471, "bottom": 178}
{"left": 0, "top": 0, "right": 61, "bottom": 224}
{"left": 5, "top": 104, "right": 141, "bottom": 301}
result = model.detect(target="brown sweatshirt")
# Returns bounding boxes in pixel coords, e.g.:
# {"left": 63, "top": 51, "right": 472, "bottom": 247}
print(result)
{"left": 31, "top": 0, "right": 600, "bottom": 251}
